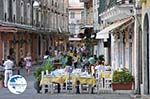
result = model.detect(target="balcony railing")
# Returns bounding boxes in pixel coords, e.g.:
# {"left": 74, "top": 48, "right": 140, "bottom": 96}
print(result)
{"left": 98, "top": 0, "right": 134, "bottom": 14}
{"left": 80, "top": 0, "right": 91, "bottom": 3}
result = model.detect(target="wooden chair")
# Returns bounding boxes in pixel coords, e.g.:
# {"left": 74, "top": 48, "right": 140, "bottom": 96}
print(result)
{"left": 95, "top": 70, "right": 103, "bottom": 94}
{"left": 65, "top": 73, "right": 75, "bottom": 93}
{"left": 41, "top": 70, "right": 53, "bottom": 94}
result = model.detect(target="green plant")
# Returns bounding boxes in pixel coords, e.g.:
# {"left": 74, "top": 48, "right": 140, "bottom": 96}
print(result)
{"left": 34, "top": 57, "right": 53, "bottom": 81}
{"left": 34, "top": 67, "right": 44, "bottom": 81}
{"left": 98, "top": 55, "right": 105, "bottom": 62}
{"left": 112, "top": 68, "right": 134, "bottom": 83}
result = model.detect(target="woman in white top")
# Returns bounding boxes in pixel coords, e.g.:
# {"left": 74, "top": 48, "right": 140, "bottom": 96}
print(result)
{"left": 24, "top": 53, "right": 32, "bottom": 75}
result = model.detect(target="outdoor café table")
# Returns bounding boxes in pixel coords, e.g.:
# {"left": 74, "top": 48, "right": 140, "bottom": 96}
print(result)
{"left": 40, "top": 75, "right": 66, "bottom": 93}
{"left": 100, "top": 71, "right": 112, "bottom": 79}
{"left": 40, "top": 75, "right": 68, "bottom": 85}
{"left": 72, "top": 76, "right": 96, "bottom": 94}
{"left": 73, "top": 76, "right": 96, "bottom": 85}
{"left": 100, "top": 71, "right": 112, "bottom": 89}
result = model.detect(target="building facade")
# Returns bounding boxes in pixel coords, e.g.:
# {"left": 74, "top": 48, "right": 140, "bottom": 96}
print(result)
{"left": 80, "top": 0, "right": 95, "bottom": 56}
{"left": 96, "top": 0, "right": 134, "bottom": 69}
{"left": 77, "top": 0, "right": 150, "bottom": 96}
{"left": 68, "top": 0, "right": 84, "bottom": 41}
{"left": 0, "top": 0, "right": 69, "bottom": 64}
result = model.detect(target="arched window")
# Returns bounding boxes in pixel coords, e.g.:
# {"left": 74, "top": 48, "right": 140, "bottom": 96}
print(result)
{"left": 4, "top": 13, "right": 7, "bottom": 21}
{"left": 20, "top": 1, "right": 24, "bottom": 23}
{"left": 51, "top": 12, "right": 54, "bottom": 28}
{"left": 38, "top": 9, "right": 41, "bottom": 26}
{"left": 3, "top": 0, "right": 8, "bottom": 21}
{"left": 55, "top": 2, "right": 57, "bottom": 7}
{"left": 13, "top": 15, "right": 16, "bottom": 23}
{"left": 12, "top": 0, "right": 16, "bottom": 22}
{"left": 27, "top": 3, "right": 31, "bottom": 24}
{"left": 52, "top": 0, "right": 54, "bottom": 6}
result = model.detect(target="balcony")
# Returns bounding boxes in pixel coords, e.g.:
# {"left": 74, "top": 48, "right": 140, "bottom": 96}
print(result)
{"left": 99, "top": 0, "right": 134, "bottom": 23}
{"left": 80, "top": 0, "right": 91, "bottom": 3}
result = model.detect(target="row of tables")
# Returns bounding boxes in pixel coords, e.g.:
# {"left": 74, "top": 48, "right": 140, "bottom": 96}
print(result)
{"left": 40, "top": 75, "right": 96, "bottom": 86}
{"left": 40, "top": 69, "right": 112, "bottom": 94}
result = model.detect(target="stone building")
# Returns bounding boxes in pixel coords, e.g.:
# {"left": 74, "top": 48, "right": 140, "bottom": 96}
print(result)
{"left": 96, "top": 0, "right": 134, "bottom": 69}
{"left": 68, "top": 0, "right": 84, "bottom": 46}
{"left": 0, "top": 0, "right": 69, "bottom": 64}
{"left": 80, "top": 0, "right": 95, "bottom": 56}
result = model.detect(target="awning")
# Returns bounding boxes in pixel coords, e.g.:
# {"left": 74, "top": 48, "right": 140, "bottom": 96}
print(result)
{"left": 69, "top": 37, "right": 82, "bottom": 41}
{"left": 96, "top": 17, "right": 134, "bottom": 39}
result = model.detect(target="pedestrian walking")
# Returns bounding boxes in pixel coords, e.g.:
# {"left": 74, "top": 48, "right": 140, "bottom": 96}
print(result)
{"left": 24, "top": 53, "right": 32, "bottom": 75}
{"left": 17, "top": 57, "right": 25, "bottom": 75}
{"left": 3, "top": 56, "right": 14, "bottom": 87}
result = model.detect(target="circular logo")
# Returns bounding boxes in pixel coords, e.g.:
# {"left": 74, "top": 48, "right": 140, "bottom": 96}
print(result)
{"left": 7, "top": 75, "right": 27, "bottom": 94}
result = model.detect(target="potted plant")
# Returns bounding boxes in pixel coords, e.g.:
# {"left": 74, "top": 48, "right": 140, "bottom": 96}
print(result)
{"left": 34, "top": 67, "right": 43, "bottom": 93}
{"left": 33, "top": 57, "right": 53, "bottom": 93}
{"left": 112, "top": 68, "right": 134, "bottom": 90}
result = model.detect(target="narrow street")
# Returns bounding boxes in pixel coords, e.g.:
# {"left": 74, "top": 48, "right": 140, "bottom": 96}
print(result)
{"left": 0, "top": 0, "right": 150, "bottom": 98}
{"left": 0, "top": 64, "right": 142, "bottom": 99}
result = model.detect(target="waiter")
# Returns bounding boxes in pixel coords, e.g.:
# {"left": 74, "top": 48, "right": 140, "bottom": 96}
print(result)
{"left": 3, "top": 56, "right": 14, "bottom": 87}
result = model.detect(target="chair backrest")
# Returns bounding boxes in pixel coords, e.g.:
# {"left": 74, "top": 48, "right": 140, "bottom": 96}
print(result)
{"left": 103, "top": 71, "right": 112, "bottom": 89}
{"left": 41, "top": 70, "right": 49, "bottom": 78}
{"left": 41, "top": 71, "right": 45, "bottom": 78}
{"left": 46, "top": 70, "right": 49, "bottom": 75}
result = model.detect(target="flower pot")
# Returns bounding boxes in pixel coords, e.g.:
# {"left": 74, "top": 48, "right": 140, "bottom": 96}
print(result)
{"left": 112, "top": 83, "right": 132, "bottom": 91}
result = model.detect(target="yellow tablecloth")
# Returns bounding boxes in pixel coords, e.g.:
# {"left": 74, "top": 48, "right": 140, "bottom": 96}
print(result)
{"left": 73, "top": 77, "right": 96, "bottom": 86}
{"left": 40, "top": 75, "right": 96, "bottom": 86}
{"left": 40, "top": 76, "right": 52, "bottom": 85}
{"left": 100, "top": 72, "right": 112, "bottom": 79}
{"left": 40, "top": 76, "right": 66, "bottom": 85}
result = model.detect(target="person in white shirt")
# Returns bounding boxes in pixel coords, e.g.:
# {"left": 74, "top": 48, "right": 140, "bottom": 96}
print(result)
{"left": 3, "top": 56, "right": 14, "bottom": 87}
{"left": 24, "top": 53, "right": 32, "bottom": 75}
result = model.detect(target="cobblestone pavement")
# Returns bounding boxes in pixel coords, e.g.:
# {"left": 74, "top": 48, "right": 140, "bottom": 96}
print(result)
{"left": 0, "top": 64, "right": 145, "bottom": 99}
